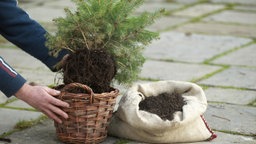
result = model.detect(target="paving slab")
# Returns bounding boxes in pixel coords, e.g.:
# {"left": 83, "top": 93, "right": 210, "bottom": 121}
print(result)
{"left": 21, "top": 7, "right": 65, "bottom": 23}
{"left": 203, "top": 10, "right": 256, "bottom": 25}
{"left": 0, "top": 93, "right": 17, "bottom": 104}
{"left": 174, "top": 22, "right": 256, "bottom": 38}
{"left": 136, "top": 2, "right": 183, "bottom": 13}
{"left": 145, "top": 0, "right": 166, "bottom": 3}
{"left": 234, "top": 5, "right": 256, "bottom": 12}
{"left": 0, "top": 108, "right": 42, "bottom": 135}
{"left": 204, "top": 87, "right": 256, "bottom": 105}
{"left": 4, "top": 116, "right": 256, "bottom": 144}
{"left": 3, "top": 119, "right": 124, "bottom": 144}
{"left": 199, "top": 66, "right": 256, "bottom": 90}
{"left": 204, "top": 103, "right": 256, "bottom": 135}
{"left": 43, "top": 0, "right": 76, "bottom": 10}
{"left": 147, "top": 16, "right": 190, "bottom": 31}
{"left": 17, "top": 0, "right": 43, "bottom": 8}
{"left": 20, "top": 0, "right": 76, "bottom": 23}
{"left": 0, "top": 47, "right": 57, "bottom": 86}
{"left": 6, "top": 99, "right": 35, "bottom": 109}
{"left": 3, "top": 119, "right": 62, "bottom": 144}
{"left": 0, "top": 93, "right": 8, "bottom": 104}
{"left": 18, "top": 0, "right": 52, "bottom": 9}
{"left": 196, "top": 131, "right": 256, "bottom": 144}
{"left": 210, "top": 0, "right": 256, "bottom": 5}
{"left": 173, "top": 4, "right": 225, "bottom": 17}
{"left": 174, "top": 0, "right": 199, "bottom": 4}
{"left": 212, "top": 44, "right": 256, "bottom": 67}
{"left": 16, "top": 68, "right": 56, "bottom": 86}
{"left": 4, "top": 119, "right": 137, "bottom": 144}
{"left": 140, "top": 60, "right": 221, "bottom": 81}
{"left": 0, "top": 48, "right": 50, "bottom": 71}
{"left": 144, "top": 32, "right": 251, "bottom": 63}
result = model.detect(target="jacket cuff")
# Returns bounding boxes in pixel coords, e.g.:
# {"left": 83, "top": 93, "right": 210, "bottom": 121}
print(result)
{"left": 2, "top": 74, "right": 26, "bottom": 97}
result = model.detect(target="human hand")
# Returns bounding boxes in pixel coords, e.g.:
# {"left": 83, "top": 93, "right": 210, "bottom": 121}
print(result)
{"left": 15, "top": 83, "right": 69, "bottom": 123}
{"left": 55, "top": 54, "right": 69, "bottom": 70}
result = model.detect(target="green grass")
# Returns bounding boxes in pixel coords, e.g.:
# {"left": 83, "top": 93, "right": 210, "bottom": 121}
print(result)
{"left": 214, "top": 129, "right": 256, "bottom": 137}
{"left": 139, "top": 77, "right": 160, "bottom": 82}
{"left": 198, "top": 84, "right": 210, "bottom": 90}
{"left": 114, "top": 139, "right": 130, "bottom": 144}
{"left": 0, "top": 98, "right": 17, "bottom": 107}
{"left": 248, "top": 99, "right": 256, "bottom": 107}
{"left": 200, "top": 83, "right": 255, "bottom": 91}
{"left": 191, "top": 65, "right": 229, "bottom": 83}
{"left": 164, "top": 1, "right": 255, "bottom": 32}
{"left": 1, "top": 106, "right": 36, "bottom": 112}
{"left": 203, "top": 41, "right": 255, "bottom": 64}
{"left": 14, "top": 115, "right": 47, "bottom": 130}
{"left": 0, "top": 115, "right": 48, "bottom": 138}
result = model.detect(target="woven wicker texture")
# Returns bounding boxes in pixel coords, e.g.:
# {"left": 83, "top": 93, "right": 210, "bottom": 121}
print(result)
{"left": 54, "top": 83, "right": 119, "bottom": 144}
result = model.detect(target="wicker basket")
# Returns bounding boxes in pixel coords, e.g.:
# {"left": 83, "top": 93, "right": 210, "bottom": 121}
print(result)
{"left": 54, "top": 83, "right": 119, "bottom": 144}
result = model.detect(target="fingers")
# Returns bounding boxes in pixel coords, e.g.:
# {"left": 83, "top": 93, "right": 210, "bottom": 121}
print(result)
{"left": 54, "top": 54, "right": 69, "bottom": 70}
{"left": 62, "top": 54, "right": 69, "bottom": 63}
{"left": 44, "top": 86, "right": 60, "bottom": 96}
{"left": 43, "top": 108, "right": 63, "bottom": 124}
{"left": 49, "top": 94, "right": 70, "bottom": 108}
{"left": 50, "top": 99, "right": 69, "bottom": 119}
{"left": 42, "top": 86, "right": 70, "bottom": 122}
{"left": 41, "top": 100, "right": 69, "bottom": 123}
{"left": 16, "top": 84, "right": 70, "bottom": 124}
{"left": 43, "top": 87, "right": 70, "bottom": 108}
{"left": 41, "top": 103, "right": 69, "bottom": 124}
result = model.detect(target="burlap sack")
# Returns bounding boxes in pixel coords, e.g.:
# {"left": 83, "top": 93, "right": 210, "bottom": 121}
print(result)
{"left": 108, "top": 80, "right": 216, "bottom": 143}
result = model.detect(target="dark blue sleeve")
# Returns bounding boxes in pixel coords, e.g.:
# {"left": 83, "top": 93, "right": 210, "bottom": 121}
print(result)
{"left": 0, "top": 0, "right": 67, "bottom": 97}
{"left": 0, "top": 56, "right": 26, "bottom": 97}
{"left": 0, "top": 0, "right": 67, "bottom": 71}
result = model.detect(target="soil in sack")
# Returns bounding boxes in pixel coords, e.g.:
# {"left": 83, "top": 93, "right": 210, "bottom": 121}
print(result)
{"left": 139, "top": 92, "right": 186, "bottom": 120}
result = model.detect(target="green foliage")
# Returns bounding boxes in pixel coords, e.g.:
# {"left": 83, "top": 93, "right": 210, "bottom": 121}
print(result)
{"left": 114, "top": 139, "right": 130, "bottom": 144}
{"left": 14, "top": 115, "right": 47, "bottom": 130}
{"left": 46, "top": 0, "right": 164, "bottom": 84}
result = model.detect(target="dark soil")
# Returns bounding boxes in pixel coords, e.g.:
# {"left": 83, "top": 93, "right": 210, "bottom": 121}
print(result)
{"left": 0, "top": 138, "right": 11, "bottom": 143}
{"left": 62, "top": 49, "right": 116, "bottom": 93}
{"left": 139, "top": 92, "right": 186, "bottom": 121}
{"left": 54, "top": 84, "right": 90, "bottom": 94}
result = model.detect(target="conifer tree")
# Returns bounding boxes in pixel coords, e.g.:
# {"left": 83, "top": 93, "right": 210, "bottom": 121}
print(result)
{"left": 46, "top": 0, "right": 164, "bottom": 86}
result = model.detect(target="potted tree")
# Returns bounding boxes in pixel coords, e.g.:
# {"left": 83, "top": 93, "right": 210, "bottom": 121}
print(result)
{"left": 46, "top": 0, "right": 163, "bottom": 143}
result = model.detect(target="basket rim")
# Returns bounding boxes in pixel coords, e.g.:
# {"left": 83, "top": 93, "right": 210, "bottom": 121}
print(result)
{"left": 55, "top": 83, "right": 119, "bottom": 103}
{"left": 55, "top": 83, "right": 119, "bottom": 94}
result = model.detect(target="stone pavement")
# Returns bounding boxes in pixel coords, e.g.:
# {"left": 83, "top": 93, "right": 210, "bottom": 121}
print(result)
{"left": 0, "top": 0, "right": 255, "bottom": 143}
